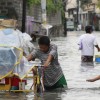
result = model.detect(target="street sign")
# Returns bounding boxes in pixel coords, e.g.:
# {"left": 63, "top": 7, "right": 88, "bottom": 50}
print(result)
{"left": 83, "top": 3, "right": 95, "bottom": 11}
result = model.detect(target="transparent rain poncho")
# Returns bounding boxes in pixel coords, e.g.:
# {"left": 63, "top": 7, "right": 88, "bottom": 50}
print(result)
{"left": 0, "top": 47, "right": 16, "bottom": 79}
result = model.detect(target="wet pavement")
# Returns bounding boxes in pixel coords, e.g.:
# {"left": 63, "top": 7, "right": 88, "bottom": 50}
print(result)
{"left": 1, "top": 31, "right": 100, "bottom": 100}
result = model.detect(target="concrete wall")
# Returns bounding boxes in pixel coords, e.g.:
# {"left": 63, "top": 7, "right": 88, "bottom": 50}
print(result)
{"left": 0, "top": 0, "right": 23, "bottom": 29}
{"left": 27, "top": 5, "right": 63, "bottom": 36}
{"left": 0, "top": 0, "right": 63, "bottom": 36}
{"left": 27, "top": 5, "right": 62, "bottom": 26}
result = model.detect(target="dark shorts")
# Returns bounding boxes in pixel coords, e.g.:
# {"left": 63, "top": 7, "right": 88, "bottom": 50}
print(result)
{"left": 81, "top": 56, "right": 93, "bottom": 62}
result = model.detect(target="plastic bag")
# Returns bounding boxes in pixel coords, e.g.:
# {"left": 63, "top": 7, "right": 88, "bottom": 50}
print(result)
{"left": 22, "top": 33, "right": 32, "bottom": 41}
{"left": 22, "top": 33, "right": 35, "bottom": 56}
{"left": 0, "top": 29, "right": 22, "bottom": 48}
{"left": 0, "top": 47, "right": 17, "bottom": 79}
{"left": 0, "top": 29, "right": 37, "bottom": 79}
{"left": 14, "top": 56, "right": 39, "bottom": 79}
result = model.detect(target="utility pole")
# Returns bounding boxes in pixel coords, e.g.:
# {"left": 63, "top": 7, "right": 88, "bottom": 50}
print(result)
{"left": 62, "top": 0, "right": 68, "bottom": 36}
{"left": 22, "top": 0, "right": 27, "bottom": 33}
{"left": 41, "top": 0, "right": 52, "bottom": 36}
{"left": 41, "top": 0, "right": 47, "bottom": 24}
{"left": 77, "top": 0, "right": 79, "bottom": 26}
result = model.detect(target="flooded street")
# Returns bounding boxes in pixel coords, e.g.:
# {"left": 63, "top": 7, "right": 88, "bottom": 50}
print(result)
{"left": 1, "top": 31, "right": 100, "bottom": 100}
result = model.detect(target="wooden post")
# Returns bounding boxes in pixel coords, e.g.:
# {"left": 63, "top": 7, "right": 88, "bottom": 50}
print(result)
{"left": 62, "top": 0, "right": 68, "bottom": 36}
{"left": 77, "top": 0, "right": 79, "bottom": 26}
{"left": 22, "top": 0, "right": 27, "bottom": 33}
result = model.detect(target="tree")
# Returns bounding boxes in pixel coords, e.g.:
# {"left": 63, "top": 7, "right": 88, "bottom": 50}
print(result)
{"left": 97, "top": 0, "right": 100, "bottom": 9}
{"left": 27, "top": 0, "right": 67, "bottom": 36}
{"left": 27, "top": 0, "right": 63, "bottom": 13}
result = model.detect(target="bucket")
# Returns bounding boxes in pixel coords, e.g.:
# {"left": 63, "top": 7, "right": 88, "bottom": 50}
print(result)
{"left": 11, "top": 86, "right": 19, "bottom": 90}
{"left": 95, "top": 55, "right": 100, "bottom": 63}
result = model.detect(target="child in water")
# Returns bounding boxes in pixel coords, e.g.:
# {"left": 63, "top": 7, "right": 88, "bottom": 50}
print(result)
{"left": 27, "top": 36, "right": 67, "bottom": 90}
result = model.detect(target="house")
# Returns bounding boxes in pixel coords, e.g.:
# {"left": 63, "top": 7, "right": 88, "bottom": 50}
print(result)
{"left": 78, "top": 0, "right": 100, "bottom": 30}
{"left": 67, "top": 0, "right": 100, "bottom": 30}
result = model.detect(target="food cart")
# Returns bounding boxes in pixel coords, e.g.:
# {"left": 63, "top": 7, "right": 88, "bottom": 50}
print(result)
{"left": 0, "top": 19, "right": 44, "bottom": 93}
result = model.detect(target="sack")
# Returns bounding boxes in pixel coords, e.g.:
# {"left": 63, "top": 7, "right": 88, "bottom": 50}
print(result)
{"left": 0, "top": 19, "right": 17, "bottom": 28}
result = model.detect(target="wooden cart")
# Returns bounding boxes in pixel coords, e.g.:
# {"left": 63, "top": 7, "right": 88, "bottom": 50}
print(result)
{"left": 0, "top": 66, "right": 44, "bottom": 93}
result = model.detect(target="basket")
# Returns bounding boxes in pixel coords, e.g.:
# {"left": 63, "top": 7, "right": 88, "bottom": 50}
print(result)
{"left": 0, "top": 26, "right": 5, "bottom": 30}
{"left": 0, "top": 19, "right": 17, "bottom": 28}
{"left": 95, "top": 55, "right": 100, "bottom": 63}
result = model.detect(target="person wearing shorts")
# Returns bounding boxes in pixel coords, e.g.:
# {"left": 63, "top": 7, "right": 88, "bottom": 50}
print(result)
{"left": 78, "top": 25, "right": 100, "bottom": 63}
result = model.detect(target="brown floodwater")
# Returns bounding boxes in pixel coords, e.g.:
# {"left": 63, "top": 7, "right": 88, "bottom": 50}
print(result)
{"left": 0, "top": 31, "right": 100, "bottom": 100}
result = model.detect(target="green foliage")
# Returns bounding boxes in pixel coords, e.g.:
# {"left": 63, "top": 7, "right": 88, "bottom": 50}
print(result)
{"left": 27, "top": 0, "right": 40, "bottom": 5}
{"left": 27, "top": 0, "right": 63, "bottom": 13}
{"left": 97, "top": 0, "right": 100, "bottom": 9}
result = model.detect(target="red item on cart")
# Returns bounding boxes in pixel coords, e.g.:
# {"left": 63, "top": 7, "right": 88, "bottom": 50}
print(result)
{"left": 5, "top": 77, "right": 27, "bottom": 86}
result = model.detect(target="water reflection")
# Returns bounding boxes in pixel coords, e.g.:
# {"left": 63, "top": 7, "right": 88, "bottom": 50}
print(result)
{"left": 80, "top": 62, "right": 94, "bottom": 72}
{"left": 26, "top": 90, "right": 64, "bottom": 100}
